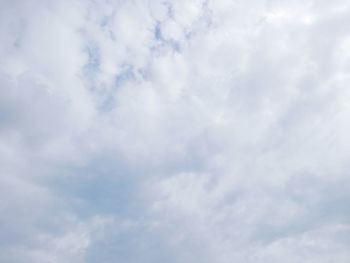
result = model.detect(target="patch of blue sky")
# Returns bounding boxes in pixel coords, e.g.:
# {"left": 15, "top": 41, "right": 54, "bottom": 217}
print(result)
{"left": 114, "top": 65, "right": 135, "bottom": 88}
{"left": 152, "top": 23, "right": 181, "bottom": 53}
{"left": 154, "top": 22, "right": 162, "bottom": 40}
{"left": 83, "top": 41, "right": 101, "bottom": 80}
{"left": 97, "top": 65, "right": 138, "bottom": 112}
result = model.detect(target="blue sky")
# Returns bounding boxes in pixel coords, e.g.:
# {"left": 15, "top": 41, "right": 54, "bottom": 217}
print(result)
{"left": 1, "top": 0, "right": 350, "bottom": 262}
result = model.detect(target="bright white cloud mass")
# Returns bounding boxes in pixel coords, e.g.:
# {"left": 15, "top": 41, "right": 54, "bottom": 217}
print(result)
{"left": 1, "top": 0, "right": 350, "bottom": 262}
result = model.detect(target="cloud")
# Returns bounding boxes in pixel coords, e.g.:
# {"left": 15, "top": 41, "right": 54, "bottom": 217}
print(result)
{"left": 1, "top": 0, "right": 350, "bottom": 262}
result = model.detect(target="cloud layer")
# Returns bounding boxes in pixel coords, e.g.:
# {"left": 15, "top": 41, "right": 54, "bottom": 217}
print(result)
{"left": 1, "top": 0, "right": 350, "bottom": 262}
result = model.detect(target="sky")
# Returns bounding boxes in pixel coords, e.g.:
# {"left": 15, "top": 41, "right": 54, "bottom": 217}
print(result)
{"left": 1, "top": 0, "right": 350, "bottom": 262}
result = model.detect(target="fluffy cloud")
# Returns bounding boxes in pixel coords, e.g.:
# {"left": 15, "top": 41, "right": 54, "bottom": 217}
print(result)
{"left": 1, "top": 0, "right": 350, "bottom": 262}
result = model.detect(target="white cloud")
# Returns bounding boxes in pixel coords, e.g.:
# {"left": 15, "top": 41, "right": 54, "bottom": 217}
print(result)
{"left": 1, "top": 0, "right": 350, "bottom": 262}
